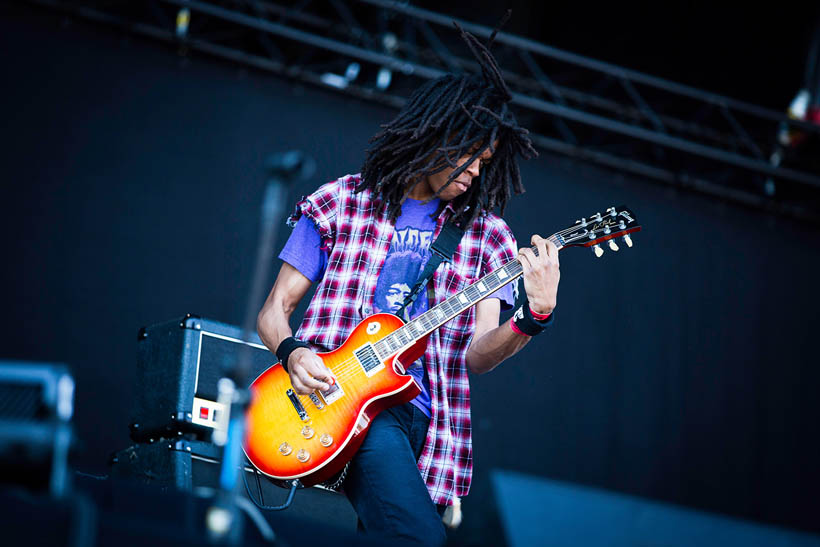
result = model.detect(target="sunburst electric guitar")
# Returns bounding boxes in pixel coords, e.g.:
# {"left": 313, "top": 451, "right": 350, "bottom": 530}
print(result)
{"left": 243, "top": 205, "right": 641, "bottom": 486}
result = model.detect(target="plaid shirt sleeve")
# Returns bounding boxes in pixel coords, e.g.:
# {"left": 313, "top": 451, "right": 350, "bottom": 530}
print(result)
{"left": 480, "top": 215, "right": 520, "bottom": 302}
{"left": 287, "top": 178, "right": 342, "bottom": 253}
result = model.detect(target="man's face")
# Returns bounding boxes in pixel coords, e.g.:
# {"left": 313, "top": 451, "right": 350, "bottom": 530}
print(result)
{"left": 425, "top": 146, "right": 494, "bottom": 202}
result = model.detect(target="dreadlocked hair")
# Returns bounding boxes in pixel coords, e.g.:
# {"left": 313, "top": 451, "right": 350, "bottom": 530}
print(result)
{"left": 357, "top": 21, "right": 538, "bottom": 227}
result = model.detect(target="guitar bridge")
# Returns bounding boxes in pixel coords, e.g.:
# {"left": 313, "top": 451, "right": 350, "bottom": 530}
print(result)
{"left": 286, "top": 389, "right": 308, "bottom": 421}
{"left": 308, "top": 392, "right": 325, "bottom": 409}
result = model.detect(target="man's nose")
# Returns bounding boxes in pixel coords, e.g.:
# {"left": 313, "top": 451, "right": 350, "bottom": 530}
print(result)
{"left": 466, "top": 157, "right": 481, "bottom": 178}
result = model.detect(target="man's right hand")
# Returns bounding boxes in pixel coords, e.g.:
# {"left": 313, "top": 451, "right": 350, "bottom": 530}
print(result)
{"left": 287, "top": 347, "right": 335, "bottom": 394}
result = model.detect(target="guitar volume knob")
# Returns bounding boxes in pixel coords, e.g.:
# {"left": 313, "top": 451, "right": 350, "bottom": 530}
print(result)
{"left": 320, "top": 433, "right": 333, "bottom": 447}
{"left": 301, "top": 425, "right": 315, "bottom": 439}
{"left": 296, "top": 449, "right": 310, "bottom": 463}
{"left": 278, "top": 442, "right": 293, "bottom": 456}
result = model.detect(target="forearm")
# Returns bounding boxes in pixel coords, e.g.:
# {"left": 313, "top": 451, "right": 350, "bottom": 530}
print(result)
{"left": 466, "top": 318, "right": 531, "bottom": 375}
{"left": 465, "top": 231, "right": 560, "bottom": 374}
{"left": 257, "top": 300, "right": 295, "bottom": 354}
{"left": 257, "top": 263, "right": 312, "bottom": 354}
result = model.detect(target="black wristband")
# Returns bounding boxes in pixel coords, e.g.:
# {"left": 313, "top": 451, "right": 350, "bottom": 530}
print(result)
{"left": 275, "top": 336, "right": 311, "bottom": 372}
{"left": 512, "top": 304, "right": 554, "bottom": 336}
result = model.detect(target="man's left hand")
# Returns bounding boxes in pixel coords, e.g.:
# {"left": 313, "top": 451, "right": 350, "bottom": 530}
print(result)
{"left": 518, "top": 234, "right": 560, "bottom": 315}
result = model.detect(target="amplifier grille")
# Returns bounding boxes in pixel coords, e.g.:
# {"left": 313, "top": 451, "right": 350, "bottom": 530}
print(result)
{"left": 0, "top": 384, "right": 45, "bottom": 421}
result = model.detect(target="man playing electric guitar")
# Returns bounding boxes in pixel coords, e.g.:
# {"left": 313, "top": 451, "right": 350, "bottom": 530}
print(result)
{"left": 256, "top": 27, "right": 560, "bottom": 545}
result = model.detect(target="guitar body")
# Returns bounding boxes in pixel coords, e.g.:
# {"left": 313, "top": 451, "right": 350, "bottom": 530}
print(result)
{"left": 243, "top": 313, "right": 426, "bottom": 486}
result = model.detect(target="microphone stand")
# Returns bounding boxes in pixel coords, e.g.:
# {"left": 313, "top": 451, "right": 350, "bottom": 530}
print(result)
{"left": 206, "top": 151, "right": 316, "bottom": 544}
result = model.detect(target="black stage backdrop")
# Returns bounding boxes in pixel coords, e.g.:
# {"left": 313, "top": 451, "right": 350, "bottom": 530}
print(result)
{"left": 2, "top": 5, "right": 819, "bottom": 545}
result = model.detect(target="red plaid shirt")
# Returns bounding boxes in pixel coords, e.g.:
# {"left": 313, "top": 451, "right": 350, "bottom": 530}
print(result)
{"left": 289, "top": 174, "right": 518, "bottom": 505}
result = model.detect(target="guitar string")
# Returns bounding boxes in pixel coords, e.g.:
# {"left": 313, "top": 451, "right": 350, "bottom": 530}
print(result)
{"left": 286, "top": 219, "right": 629, "bottom": 403}
{"left": 285, "top": 257, "right": 532, "bottom": 404}
{"left": 289, "top": 232, "right": 572, "bottom": 388}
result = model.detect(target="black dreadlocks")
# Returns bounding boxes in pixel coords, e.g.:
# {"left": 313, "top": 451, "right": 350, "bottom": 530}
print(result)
{"left": 357, "top": 23, "right": 538, "bottom": 227}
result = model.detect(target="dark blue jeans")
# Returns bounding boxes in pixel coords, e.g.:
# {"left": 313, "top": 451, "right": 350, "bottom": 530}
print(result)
{"left": 344, "top": 403, "right": 447, "bottom": 546}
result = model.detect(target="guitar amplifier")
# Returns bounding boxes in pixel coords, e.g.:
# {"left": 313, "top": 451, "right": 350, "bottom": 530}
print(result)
{"left": 109, "top": 439, "right": 358, "bottom": 531}
{"left": 130, "top": 314, "right": 277, "bottom": 441}
{"left": 0, "top": 362, "right": 75, "bottom": 496}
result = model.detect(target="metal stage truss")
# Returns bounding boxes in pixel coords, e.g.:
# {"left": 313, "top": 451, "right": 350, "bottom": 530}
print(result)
{"left": 26, "top": 0, "right": 820, "bottom": 222}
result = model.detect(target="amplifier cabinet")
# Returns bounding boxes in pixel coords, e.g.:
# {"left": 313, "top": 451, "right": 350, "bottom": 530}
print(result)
{"left": 109, "top": 439, "right": 357, "bottom": 531}
{"left": 0, "top": 361, "right": 75, "bottom": 496}
{"left": 130, "top": 314, "right": 277, "bottom": 441}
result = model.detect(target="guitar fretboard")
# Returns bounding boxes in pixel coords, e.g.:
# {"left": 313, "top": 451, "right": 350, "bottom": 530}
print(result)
{"left": 372, "top": 235, "right": 561, "bottom": 361}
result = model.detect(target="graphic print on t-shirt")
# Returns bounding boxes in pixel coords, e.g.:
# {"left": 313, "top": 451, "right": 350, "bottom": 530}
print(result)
{"left": 373, "top": 226, "right": 434, "bottom": 320}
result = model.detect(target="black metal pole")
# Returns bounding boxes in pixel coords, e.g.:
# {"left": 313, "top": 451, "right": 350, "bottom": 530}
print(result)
{"left": 206, "top": 150, "right": 315, "bottom": 543}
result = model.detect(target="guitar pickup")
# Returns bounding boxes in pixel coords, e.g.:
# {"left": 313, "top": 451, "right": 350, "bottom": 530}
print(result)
{"left": 286, "top": 389, "right": 308, "bottom": 421}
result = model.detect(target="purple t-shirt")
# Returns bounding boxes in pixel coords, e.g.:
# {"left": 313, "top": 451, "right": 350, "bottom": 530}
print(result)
{"left": 280, "top": 198, "right": 515, "bottom": 417}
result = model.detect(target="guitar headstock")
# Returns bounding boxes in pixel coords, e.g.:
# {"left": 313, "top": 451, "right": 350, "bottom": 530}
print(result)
{"left": 555, "top": 205, "right": 641, "bottom": 257}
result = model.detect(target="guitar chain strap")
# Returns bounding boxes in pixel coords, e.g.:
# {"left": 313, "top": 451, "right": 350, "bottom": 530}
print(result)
{"left": 395, "top": 220, "right": 465, "bottom": 321}
{"left": 321, "top": 462, "right": 349, "bottom": 491}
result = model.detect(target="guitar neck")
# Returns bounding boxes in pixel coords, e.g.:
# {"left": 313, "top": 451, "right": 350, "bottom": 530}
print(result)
{"left": 372, "top": 234, "right": 562, "bottom": 360}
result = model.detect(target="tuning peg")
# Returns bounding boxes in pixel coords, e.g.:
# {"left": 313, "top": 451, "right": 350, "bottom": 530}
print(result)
{"left": 607, "top": 207, "right": 617, "bottom": 217}
{"left": 608, "top": 239, "right": 619, "bottom": 251}
{"left": 622, "top": 234, "right": 633, "bottom": 248}
{"left": 592, "top": 212, "right": 602, "bottom": 221}
{"left": 592, "top": 244, "right": 604, "bottom": 258}
{"left": 576, "top": 217, "right": 587, "bottom": 227}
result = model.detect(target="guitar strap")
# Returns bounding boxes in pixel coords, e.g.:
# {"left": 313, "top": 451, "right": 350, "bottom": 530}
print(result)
{"left": 395, "top": 220, "right": 465, "bottom": 321}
